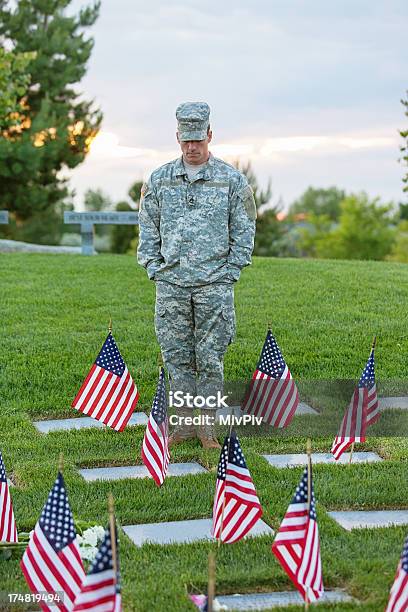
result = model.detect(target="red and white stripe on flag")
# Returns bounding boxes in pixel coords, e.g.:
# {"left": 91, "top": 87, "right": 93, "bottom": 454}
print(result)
{"left": 141, "top": 367, "right": 170, "bottom": 487}
{"left": 365, "top": 382, "right": 379, "bottom": 426}
{"left": 73, "top": 569, "right": 116, "bottom": 611}
{"left": 21, "top": 523, "right": 85, "bottom": 611}
{"left": 242, "top": 365, "right": 299, "bottom": 428}
{"left": 72, "top": 333, "right": 139, "bottom": 432}
{"left": 241, "top": 330, "right": 299, "bottom": 428}
{"left": 272, "top": 467, "right": 323, "bottom": 603}
{"left": 141, "top": 413, "right": 170, "bottom": 487}
{"left": 0, "top": 450, "right": 18, "bottom": 542}
{"left": 212, "top": 433, "right": 263, "bottom": 544}
{"left": 20, "top": 472, "right": 85, "bottom": 612}
{"left": 73, "top": 520, "right": 122, "bottom": 612}
{"left": 331, "top": 387, "right": 367, "bottom": 460}
{"left": 386, "top": 535, "right": 408, "bottom": 612}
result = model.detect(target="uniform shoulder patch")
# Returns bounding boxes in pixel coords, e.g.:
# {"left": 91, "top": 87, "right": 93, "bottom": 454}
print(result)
{"left": 240, "top": 184, "right": 257, "bottom": 221}
{"left": 139, "top": 182, "right": 150, "bottom": 210}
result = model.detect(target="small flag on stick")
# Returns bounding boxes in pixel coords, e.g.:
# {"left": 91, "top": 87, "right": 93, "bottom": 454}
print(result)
{"left": 72, "top": 331, "right": 140, "bottom": 432}
{"left": 331, "top": 339, "right": 379, "bottom": 461}
{"left": 272, "top": 443, "right": 323, "bottom": 604}
{"left": 386, "top": 534, "right": 408, "bottom": 612}
{"left": 141, "top": 367, "right": 170, "bottom": 487}
{"left": 212, "top": 431, "right": 262, "bottom": 544}
{"left": 0, "top": 450, "right": 18, "bottom": 543}
{"left": 241, "top": 328, "right": 299, "bottom": 428}
{"left": 73, "top": 496, "right": 122, "bottom": 612}
{"left": 20, "top": 471, "right": 85, "bottom": 610}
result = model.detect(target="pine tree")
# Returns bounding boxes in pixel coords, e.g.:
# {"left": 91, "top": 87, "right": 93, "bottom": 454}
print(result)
{"left": 0, "top": 0, "right": 102, "bottom": 243}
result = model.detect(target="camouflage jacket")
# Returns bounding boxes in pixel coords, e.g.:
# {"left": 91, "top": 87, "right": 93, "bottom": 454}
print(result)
{"left": 137, "top": 153, "right": 256, "bottom": 286}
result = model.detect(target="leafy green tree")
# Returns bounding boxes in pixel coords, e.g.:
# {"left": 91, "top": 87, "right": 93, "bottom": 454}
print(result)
{"left": 0, "top": 0, "right": 102, "bottom": 243}
{"left": 288, "top": 186, "right": 346, "bottom": 221}
{"left": 110, "top": 201, "right": 138, "bottom": 254}
{"left": 0, "top": 46, "right": 35, "bottom": 130}
{"left": 400, "top": 91, "right": 408, "bottom": 194}
{"left": 387, "top": 220, "right": 408, "bottom": 263}
{"left": 235, "top": 160, "right": 286, "bottom": 256}
{"left": 84, "top": 188, "right": 112, "bottom": 212}
{"left": 315, "top": 193, "right": 396, "bottom": 260}
{"left": 296, "top": 213, "right": 333, "bottom": 257}
{"left": 399, "top": 202, "right": 408, "bottom": 220}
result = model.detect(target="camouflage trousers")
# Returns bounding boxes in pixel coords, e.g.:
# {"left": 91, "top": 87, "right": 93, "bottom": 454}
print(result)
{"left": 154, "top": 281, "right": 236, "bottom": 411}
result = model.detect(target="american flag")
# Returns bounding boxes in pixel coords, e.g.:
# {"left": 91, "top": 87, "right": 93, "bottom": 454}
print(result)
{"left": 386, "top": 534, "right": 408, "bottom": 612}
{"left": 241, "top": 329, "right": 299, "bottom": 428}
{"left": 73, "top": 525, "right": 122, "bottom": 612}
{"left": 20, "top": 472, "right": 85, "bottom": 611}
{"left": 272, "top": 464, "right": 323, "bottom": 603}
{"left": 212, "top": 431, "right": 263, "bottom": 544}
{"left": 331, "top": 347, "right": 379, "bottom": 460}
{"left": 72, "top": 332, "right": 139, "bottom": 432}
{"left": 141, "top": 367, "right": 170, "bottom": 487}
{"left": 0, "top": 451, "right": 18, "bottom": 543}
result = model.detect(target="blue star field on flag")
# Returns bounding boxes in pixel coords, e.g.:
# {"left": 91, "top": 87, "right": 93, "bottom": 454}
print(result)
{"left": 0, "top": 452, "right": 7, "bottom": 483}
{"left": 257, "top": 330, "right": 286, "bottom": 378}
{"left": 402, "top": 536, "right": 408, "bottom": 573}
{"left": 95, "top": 333, "right": 125, "bottom": 376}
{"left": 39, "top": 472, "right": 76, "bottom": 552}
{"left": 151, "top": 367, "right": 167, "bottom": 425}
{"left": 358, "top": 349, "right": 375, "bottom": 388}
{"left": 292, "top": 467, "right": 317, "bottom": 520}
{"left": 217, "top": 432, "right": 247, "bottom": 481}
{"left": 89, "top": 529, "right": 114, "bottom": 575}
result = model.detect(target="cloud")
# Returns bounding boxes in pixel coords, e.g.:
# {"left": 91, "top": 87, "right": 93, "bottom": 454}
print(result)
{"left": 67, "top": 0, "right": 407, "bottom": 206}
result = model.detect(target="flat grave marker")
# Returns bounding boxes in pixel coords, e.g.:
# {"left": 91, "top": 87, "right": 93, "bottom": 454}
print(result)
{"left": 329, "top": 509, "right": 408, "bottom": 531}
{"left": 380, "top": 396, "right": 408, "bottom": 410}
{"left": 79, "top": 462, "right": 207, "bottom": 482}
{"left": 217, "top": 590, "right": 355, "bottom": 610}
{"left": 123, "top": 517, "right": 273, "bottom": 547}
{"left": 33, "top": 412, "right": 147, "bottom": 433}
{"left": 263, "top": 451, "right": 383, "bottom": 468}
{"left": 64, "top": 211, "right": 139, "bottom": 255}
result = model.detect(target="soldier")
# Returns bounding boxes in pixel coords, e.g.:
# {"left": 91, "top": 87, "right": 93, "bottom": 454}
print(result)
{"left": 137, "top": 101, "right": 256, "bottom": 449}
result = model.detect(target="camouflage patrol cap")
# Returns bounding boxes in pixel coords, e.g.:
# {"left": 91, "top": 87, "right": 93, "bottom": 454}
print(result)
{"left": 176, "top": 101, "right": 210, "bottom": 141}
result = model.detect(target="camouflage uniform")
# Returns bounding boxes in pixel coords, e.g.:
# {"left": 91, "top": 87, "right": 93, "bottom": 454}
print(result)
{"left": 137, "top": 102, "right": 256, "bottom": 428}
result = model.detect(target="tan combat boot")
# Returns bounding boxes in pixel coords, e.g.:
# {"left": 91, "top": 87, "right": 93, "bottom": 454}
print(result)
{"left": 197, "top": 408, "right": 221, "bottom": 450}
{"left": 168, "top": 405, "right": 196, "bottom": 447}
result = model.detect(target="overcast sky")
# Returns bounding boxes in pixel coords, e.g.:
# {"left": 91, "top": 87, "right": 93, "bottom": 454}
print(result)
{"left": 67, "top": 0, "right": 407, "bottom": 209}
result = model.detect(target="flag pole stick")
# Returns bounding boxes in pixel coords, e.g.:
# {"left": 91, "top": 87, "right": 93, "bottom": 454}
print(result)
{"left": 108, "top": 317, "right": 112, "bottom": 334}
{"left": 207, "top": 551, "right": 216, "bottom": 612}
{"left": 305, "top": 438, "right": 312, "bottom": 611}
{"left": 349, "top": 442, "right": 354, "bottom": 465}
{"left": 157, "top": 351, "right": 164, "bottom": 376}
{"left": 58, "top": 452, "right": 64, "bottom": 473}
{"left": 108, "top": 493, "right": 118, "bottom": 580}
{"left": 372, "top": 335, "right": 377, "bottom": 350}
{"left": 217, "top": 421, "right": 234, "bottom": 548}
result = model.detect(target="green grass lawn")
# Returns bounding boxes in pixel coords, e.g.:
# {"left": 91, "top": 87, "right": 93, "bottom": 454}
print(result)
{"left": 1, "top": 253, "right": 408, "bottom": 611}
